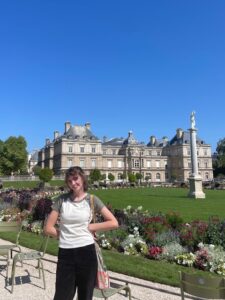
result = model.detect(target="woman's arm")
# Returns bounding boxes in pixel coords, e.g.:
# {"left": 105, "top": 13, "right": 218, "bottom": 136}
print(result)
{"left": 88, "top": 206, "right": 119, "bottom": 233}
{"left": 44, "top": 210, "right": 60, "bottom": 239}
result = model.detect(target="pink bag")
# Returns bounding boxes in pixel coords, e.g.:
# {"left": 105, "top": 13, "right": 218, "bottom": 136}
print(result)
{"left": 95, "top": 242, "right": 110, "bottom": 289}
{"left": 90, "top": 194, "right": 110, "bottom": 289}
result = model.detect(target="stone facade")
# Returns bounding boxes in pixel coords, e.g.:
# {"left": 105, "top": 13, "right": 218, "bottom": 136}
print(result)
{"left": 37, "top": 122, "right": 213, "bottom": 183}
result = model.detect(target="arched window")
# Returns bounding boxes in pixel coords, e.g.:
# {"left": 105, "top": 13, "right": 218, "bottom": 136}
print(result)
{"left": 205, "top": 172, "right": 209, "bottom": 180}
{"left": 156, "top": 173, "right": 161, "bottom": 181}
{"left": 118, "top": 173, "right": 122, "bottom": 180}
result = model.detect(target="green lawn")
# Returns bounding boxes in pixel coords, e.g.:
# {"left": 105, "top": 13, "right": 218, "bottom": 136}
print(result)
{"left": 91, "top": 187, "right": 225, "bottom": 221}
{"left": 2, "top": 180, "right": 64, "bottom": 189}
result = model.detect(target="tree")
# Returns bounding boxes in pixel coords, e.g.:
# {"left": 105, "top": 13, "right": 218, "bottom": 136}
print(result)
{"left": 135, "top": 172, "right": 143, "bottom": 184}
{"left": 0, "top": 136, "right": 28, "bottom": 175}
{"left": 100, "top": 174, "right": 106, "bottom": 180}
{"left": 214, "top": 138, "right": 225, "bottom": 177}
{"left": 108, "top": 173, "right": 115, "bottom": 182}
{"left": 216, "top": 138, "right": 225, "bottom": 168}
{"left": 89, "top": 168, "right": 101, "bottom": 182}
{"left": 128, "top": 173, "right": 136, "bottom": 183}
{"left": 39, "top": 168, "right": 53, "bottom": 183}
{"left": 0, "top": 140, "right": 4, "bottom": 175}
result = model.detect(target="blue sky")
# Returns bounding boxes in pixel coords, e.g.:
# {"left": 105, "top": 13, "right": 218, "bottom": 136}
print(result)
{"left": 0, "top": 1, "right": 224, "bottom": 153}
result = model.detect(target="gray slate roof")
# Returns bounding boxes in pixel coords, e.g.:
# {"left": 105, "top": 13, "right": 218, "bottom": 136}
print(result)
{"left": 102, "top": 138, "right": 125, "bottom": 146}
{"left": 63, "top": 125, "right": 99, "bottom": 141}
{"left": 169, "top": 131, "right": 205, "bottom": 145}
{"left": 147, "top": 138, "right": 168, "bottom": 147}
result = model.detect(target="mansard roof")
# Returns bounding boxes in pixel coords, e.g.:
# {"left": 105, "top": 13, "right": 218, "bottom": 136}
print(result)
{"left": 63, "top": 125, "right": 99, "bottom": 141}
{"left": 169, "top": 130, "right": 206, "bottom": 146}
{"left": 102, "top": 138, "right": 125, "bottom": 146}
{"left": 147, "top": 138, "right": 168, "bottom": 147}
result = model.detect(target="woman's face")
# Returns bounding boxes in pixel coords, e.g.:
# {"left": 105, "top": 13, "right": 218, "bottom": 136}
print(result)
{"left": 67, "top": 174, "right": 84, "bottom": 194}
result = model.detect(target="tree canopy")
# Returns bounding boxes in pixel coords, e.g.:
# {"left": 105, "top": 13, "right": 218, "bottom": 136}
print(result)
{"left": 39, "top": 168, "right": 53, "bottom": 183}
{"left": 214, "top": 138, "right": 225, "bottom": 177}
{"left": 89, "top": 168, "right": 101, "bottom": 182}
{"left": 0, "top": 136, "right": 28, "bottom": 175}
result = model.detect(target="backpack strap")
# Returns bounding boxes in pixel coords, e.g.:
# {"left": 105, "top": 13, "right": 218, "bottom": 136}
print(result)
{"left": 90, "top": 194, "right": 96, "bottom": 223}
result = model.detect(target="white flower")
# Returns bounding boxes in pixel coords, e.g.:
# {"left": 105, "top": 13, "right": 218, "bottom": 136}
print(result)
{"left": 198, "top": 242, "right": 204, "bottom": 249}
{"left": 126, "top": 205, "right": 131, "bottom": 210}
{"left": 209, "top": 244, "right": 215, "bottom": 250}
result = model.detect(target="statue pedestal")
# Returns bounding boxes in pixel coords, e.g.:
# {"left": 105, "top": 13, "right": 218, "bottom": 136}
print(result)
{"left": 188, "top": 176, "right": 205, "bottom": 199}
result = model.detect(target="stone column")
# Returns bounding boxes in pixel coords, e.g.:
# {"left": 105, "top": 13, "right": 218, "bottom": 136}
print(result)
{"left": 188, "top": 113, "right": 205, "bottom": 199}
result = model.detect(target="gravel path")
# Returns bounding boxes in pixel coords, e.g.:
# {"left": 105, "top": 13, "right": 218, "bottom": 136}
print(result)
{"left": 0, "top": 239, "right": 182, "bottom": 300}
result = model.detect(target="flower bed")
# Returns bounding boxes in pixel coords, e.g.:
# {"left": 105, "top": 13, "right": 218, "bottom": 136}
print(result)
{"left": 1, "top": 189, "right": 225, "bottom": 277}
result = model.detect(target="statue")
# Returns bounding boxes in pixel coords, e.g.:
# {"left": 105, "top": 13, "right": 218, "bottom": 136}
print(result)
{"left": 190, "top": 111, "right": 196, "bottom": 129}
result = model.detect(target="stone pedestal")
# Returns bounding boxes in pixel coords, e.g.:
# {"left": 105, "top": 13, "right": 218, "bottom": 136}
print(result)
{"left": 188, "top": 176, "right": 205, "bottom": 199}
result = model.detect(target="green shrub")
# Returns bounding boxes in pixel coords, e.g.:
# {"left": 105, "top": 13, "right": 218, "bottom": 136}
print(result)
{"left": 39, "top": 168, "right": 53, "bottom": 183}
{"left": 166, "top": 211, "right": 183, "bottom": 230}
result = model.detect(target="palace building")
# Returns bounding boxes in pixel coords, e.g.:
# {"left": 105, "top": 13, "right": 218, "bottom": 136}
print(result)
{"left": 37, "top": 121, "right": 213, "bottom": 183}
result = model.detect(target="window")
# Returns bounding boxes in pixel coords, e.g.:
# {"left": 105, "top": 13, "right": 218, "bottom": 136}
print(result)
{"left": 67, "top": 158, "right": 73, "bottom": 168}
{"left": 188, "top": 161, "right": 192, "bottom": 168}
{"left": 103, "top": 150, "right": 107, "bottom": 155}
{"left": 204, "top": 149, "right": 207, "bottom": 156}
{"left": 205, "top": 172, "right": 209, "bottom": 180}
{"left": 112, "top": 149, "right": 117, "bottom": 155}
{"left": 80, "top": 159, "right": 85, "bottom": 168}
{"left": 117, "top": 173, "right": 122, "bottom": 179}
{"left": 156, "top": 161, "right": 160, "bottom": 168}
{"left": 141, "top": 159, "right": 144, "bottom": 167}
{"left": 134, "top": 160, "right": 140, "bottom": 168}
{"left": 91, "top": 146, "right": 96, "bottom": 153}
{"left": 80, "top": 145, "right": 85, "bottom": 153}
{"left": 117, "top": 160, "right": 123, "bottom": 168}
{"left": 91, "top": 159, "right": 96, "bottom": 168}
{"left": 148, "top": 151, "right": 152, "bottom": 156}
{"left": 107, "top": 160, "right": 112, "bottom": 168}
{"left": 146, "top": 172, "right": 152, "bottom": 179}
{"left": 188, "top": 150, "right": 191, "bottom": 156}
{"left": 147, "top": 160, "right": 151, "bottom": 168}
{"left": 204, "top": 161, "right": 208, "bottom": 168}
{"left": 165, "top": 161, "right": 168, "bottom": 169}
{"left": 157, "top": 151, "right": 160, "bottom": 156}
{"left": 68, "top": 144, "right": 73, "bottom": 153}
{"left": 156, "top": 173, "right": 161, "bottom": 181}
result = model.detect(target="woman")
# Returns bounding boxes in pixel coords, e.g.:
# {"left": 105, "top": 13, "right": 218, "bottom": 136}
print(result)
{"left": 44, "top": 166, "right": 118, "bottom": 300}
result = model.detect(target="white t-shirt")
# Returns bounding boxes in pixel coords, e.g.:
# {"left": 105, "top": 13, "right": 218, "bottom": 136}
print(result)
{"left": 52, "top": 193, "right": 105, "bottom": 249}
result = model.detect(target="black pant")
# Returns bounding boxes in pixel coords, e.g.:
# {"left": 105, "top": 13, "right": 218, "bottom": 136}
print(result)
{"left": 54, "top": 243, "right": 97, "bottom": 300}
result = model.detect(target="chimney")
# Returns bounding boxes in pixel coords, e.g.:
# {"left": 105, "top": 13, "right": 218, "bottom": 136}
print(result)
{"left": 65, "top": 121, "right": 71, "bottom": 133}
{"left": 85, "top": 122, "right": 91, "bottom": 130}
{"left": 54, "top": 131, "right": 59, "bottom": 139}
{"left": 45, "top": 138, "right": 50, "bottom": 146}
{"left": 176, "top": 128, "right": 183, "bottom": 139}
{"left": 150, "top": 136, "right": 156, "bottom": 145}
